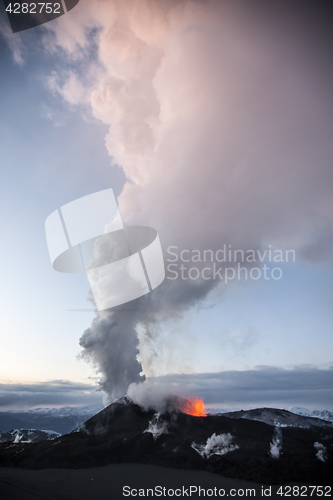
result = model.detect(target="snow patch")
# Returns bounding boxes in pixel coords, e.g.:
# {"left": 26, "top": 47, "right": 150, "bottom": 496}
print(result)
{"left": 192, "top": 433, "right": 239, "bottom": 459}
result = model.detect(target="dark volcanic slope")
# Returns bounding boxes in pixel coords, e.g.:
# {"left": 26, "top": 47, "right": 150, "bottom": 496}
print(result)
{"left": 0, "top": 398, "right": 332, "bottom": 485}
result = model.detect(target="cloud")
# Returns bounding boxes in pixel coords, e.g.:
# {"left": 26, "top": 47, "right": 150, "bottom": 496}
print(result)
{"left": 48, "top": 71, "right": 91, "bottom": 105}
{"left": 0, "top": 366, "right": 332, "bottom": 411}
{"left": 0, "top": 13, "right": 23, "bottom": 64}
{"left": 43, "top": 0, "right": 333, "bottom": 271}
{"left": 0, "top": 380, "right": 103, "bottom": 410}
{"left": 299, "top": 227, "right": 333, "bottom": 263}
{"left": 144, "top": 366, "right": 333, "bottom": 410}
{"left": 31, "top": 0, "right": 333, "bottom": 399}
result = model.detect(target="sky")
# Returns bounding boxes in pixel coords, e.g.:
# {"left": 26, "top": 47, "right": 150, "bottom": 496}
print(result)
{"left": 0, "top": 0, "right": 332, "bottom": 411}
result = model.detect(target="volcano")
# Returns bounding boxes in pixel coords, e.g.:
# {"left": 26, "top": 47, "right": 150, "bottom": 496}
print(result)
{"left": 0, "top": 397, "right": 332, "bottom": 489}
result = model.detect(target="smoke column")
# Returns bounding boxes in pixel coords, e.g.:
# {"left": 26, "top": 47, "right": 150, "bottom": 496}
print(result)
{"left": 79, "top": 310, "right": 144, "bottom": 402}
{"left": 43, "top": 0, "right": 333, "bottom": 402}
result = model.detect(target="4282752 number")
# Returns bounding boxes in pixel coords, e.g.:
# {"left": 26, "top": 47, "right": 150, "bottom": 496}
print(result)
{"left": 5, "top": 3, "right": 61, "bottom": 14}
{"left": 276, "top": 485, "right": 331, "bottom": 497}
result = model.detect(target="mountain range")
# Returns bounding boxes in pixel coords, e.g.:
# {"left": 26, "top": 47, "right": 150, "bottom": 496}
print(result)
{"left": 0, "top": 397, "right": 331, "bottom": 485}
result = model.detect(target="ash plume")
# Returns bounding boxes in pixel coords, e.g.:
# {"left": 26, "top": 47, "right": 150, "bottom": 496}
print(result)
{"left": 79, "top": 309, "right": 145, "bottom": 403}
{"left": 42, "top": 0, "right": 333, "bottom": 402}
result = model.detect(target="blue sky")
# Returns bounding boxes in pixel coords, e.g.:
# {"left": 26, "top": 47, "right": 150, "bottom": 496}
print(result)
{"left": 0, "top": 23, "right": 117, "bottom": 383}
{"left": 0, "top": 0, "right": 332, "bottom": 410}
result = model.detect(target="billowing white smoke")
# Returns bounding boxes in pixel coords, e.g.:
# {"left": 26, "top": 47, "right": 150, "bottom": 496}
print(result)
{"left": 192, "top": 433, "right": 239, "bottom": 459}
{"left": 144, "top": 413, "right": 169, "bottom": 440}
{"left": 270, "top": 426, "right": 282, "bottom": 459}
{"left": 42, "top": 0, "right": 333, "bottom": 400}
{"left": 314, "top": 442, "right": 327, "bottom": 463}
{"left": 79, "top": 309, "right": 145, "bottom": 403}
{"left": 127, "top": 381, "right": 176, "bottom": 412}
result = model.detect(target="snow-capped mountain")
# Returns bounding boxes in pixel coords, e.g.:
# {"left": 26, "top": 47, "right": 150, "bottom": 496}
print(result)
{"left": 0, "top": 429, "right": 61, "bottom": 444}
{"left": 10, "top": 405, "right": 103, "bottom": 418}
{"left": 0, "top": 405, "right": 102, "bottom": 435}
{"left": 221, "top": 407, "right": 332, "bottom": 428}
{"left": 290, "top": 407, "right": 333, "bottom": 424}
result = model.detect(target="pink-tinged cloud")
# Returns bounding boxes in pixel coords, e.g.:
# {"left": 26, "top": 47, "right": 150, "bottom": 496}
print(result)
{"left": 42, "top": 0, "right": 333, "bottom": 399}
{"left": 45, "top": 0, "right": 333, "bottom": 252}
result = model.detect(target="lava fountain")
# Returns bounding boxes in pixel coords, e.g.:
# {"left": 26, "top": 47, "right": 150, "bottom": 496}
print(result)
{"left": 180, "top": 396, "right": 207, "bottom": 417}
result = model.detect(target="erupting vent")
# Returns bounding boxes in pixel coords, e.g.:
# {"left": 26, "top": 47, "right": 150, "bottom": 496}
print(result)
{"left": 180, "top": 396, "right": 207, "bottom": 417}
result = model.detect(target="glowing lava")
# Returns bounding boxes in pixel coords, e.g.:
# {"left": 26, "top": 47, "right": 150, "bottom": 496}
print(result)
{"left": 181, "top": 396, "right": 207, "bottom": 417}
